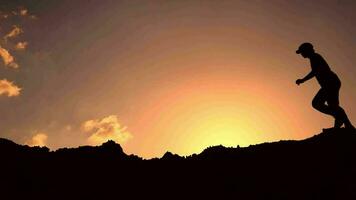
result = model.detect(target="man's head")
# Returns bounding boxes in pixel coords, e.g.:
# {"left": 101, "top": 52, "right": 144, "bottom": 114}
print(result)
{"left": 296, "top": 42, "right": 315, "bottom": 58}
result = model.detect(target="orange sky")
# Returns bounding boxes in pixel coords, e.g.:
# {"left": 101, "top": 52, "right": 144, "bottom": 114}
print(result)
{"left": 0, "top": 0, "right": 355, "bottom": 158}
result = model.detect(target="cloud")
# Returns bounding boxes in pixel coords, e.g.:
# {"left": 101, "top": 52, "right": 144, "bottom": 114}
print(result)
{"left": 0, "top": 7, "right": 31, "bottom": 98}
{"left": 1, "top": 14, "right": 9, "bottom": 19}
{"left": 0, "top": 7, "right": 36, "bottom": 20}
{"left": 0, "top": 79, "right": 21, "bottom": 97}
{"left": 20, "top": 8, "right": 28, "bottom": 16}
{"left": 82, "top": 115, "right": 132, "bottom": 145}
{"left": 0, "top": 45, "right": 19, "bottom": 68}
{"left": 3, "top": 25, "right": 23, "bottom": 41}
{"left": 26, "top": 133, "right": 48, "bottom": 147}
{"left": 15, "top": 41, "right": 28, "bottom": 50}
{"left": 29, "top": 15, "right": 38, "bottom": 20}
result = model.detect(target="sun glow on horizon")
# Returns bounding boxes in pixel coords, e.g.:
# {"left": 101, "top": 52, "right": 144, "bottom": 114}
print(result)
{"left": 127, "top": 71, "right": 309, "bottom": 158}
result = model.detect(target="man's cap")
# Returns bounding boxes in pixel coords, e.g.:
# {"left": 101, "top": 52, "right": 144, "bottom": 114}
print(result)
{"left": 296, "top": 42, "right": 313, "bottom": 54}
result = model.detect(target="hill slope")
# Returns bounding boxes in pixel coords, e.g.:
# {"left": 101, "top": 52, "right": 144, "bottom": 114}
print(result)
{"left": 1, "top": 128, "right": 355, "bottom": 199}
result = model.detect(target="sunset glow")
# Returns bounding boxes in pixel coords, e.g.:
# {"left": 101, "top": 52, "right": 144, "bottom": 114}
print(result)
{"left": 0, "top": 1, "right": 355, "bottom": 158}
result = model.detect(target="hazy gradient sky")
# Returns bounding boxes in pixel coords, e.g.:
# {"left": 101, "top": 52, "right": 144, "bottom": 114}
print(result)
{"left": 0, "top": 0, "right": 355, "bottom": 158}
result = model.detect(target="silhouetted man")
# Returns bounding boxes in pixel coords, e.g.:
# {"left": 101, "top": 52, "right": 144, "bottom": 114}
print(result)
{"left": 295, "top": 42, "right": 354, "bottom": 130}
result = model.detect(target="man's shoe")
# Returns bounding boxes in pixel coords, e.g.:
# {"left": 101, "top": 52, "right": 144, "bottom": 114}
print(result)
{"left": 334, "top": 118, "right": 343, "bottom": 128}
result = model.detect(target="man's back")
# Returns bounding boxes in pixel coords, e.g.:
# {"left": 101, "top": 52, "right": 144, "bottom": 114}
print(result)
{"left": 309, "top": 53, "right": 339, "bottom": 88}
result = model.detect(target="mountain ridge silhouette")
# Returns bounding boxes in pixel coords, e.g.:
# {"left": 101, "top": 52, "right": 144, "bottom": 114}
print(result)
{"left": 1, "top": 128, "right": 355, "bottom": 199}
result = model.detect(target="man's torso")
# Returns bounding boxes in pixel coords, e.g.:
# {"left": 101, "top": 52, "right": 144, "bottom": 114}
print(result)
{"left": 310, "top": 53, "right": 340, "bottom": 88}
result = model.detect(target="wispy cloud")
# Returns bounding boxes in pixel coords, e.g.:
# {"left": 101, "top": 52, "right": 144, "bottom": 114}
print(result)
{"left": 0, "top": 8, "right": 36, "bottom": 20}
{"left": 19, "top": 8, "right": 28, "bottom": 16}
{"left": 0, "top": 45, "right": 19, "bottom": 68}
{"left": 26, "top": 132, "right": 48, "bottom": 147}
{"left": 82, "top": 115, "right": 133, "bottom": 145}
{"left": 1, "top": 13, "right": 9, "bottom": 19}
{"left": 0, "top": 79, "right": 21, "bottom": 97}
{"left": 15, "top": 41, "right": 28, "bottom": 50}
{"left": 3, "top": 25, "right": 23, "bottom": 41}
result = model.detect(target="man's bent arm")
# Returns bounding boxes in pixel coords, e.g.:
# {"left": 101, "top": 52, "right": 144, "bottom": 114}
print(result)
{"left": 301, "top": 71, "right": 315, "bottom": 82}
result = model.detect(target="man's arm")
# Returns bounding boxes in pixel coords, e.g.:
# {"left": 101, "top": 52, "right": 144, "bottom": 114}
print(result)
{"left": 296, "top": 71, "right": 315, "bottom": 85}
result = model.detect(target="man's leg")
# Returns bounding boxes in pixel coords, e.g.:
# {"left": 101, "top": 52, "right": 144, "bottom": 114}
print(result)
{"left": 339, "top": 108, "right": 354, "bottom": 129}
{"left": 312, "top": 88, "right": 334, "bottom": 116}
{"left": 311, "top": 88, "right": 342, "bottom": 131}
{"left": 326, "top": 86, "right": 354, "bottom": 129}
{"left": 329, "top": 105, "right": 345, "bottom": 128}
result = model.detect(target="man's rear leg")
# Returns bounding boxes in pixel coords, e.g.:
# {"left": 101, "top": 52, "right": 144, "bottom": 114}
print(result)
{"left": 331, "top": 106, "right": 354, "bottom": 130}
{"left": 312, "top": 101, "right": 340, "bottom": 131}
{"left": 334, "top": 117, "right": 343, "bottom": 128}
